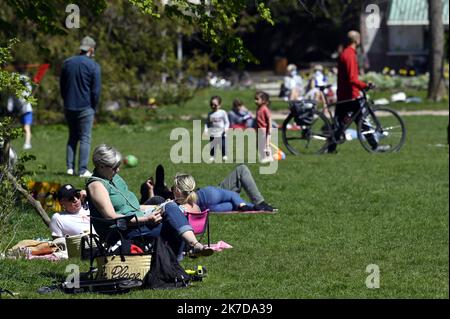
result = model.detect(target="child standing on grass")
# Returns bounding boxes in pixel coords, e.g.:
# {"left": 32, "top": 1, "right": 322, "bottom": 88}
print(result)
{"left": 205, "top": 95, "right": 229, "bottom": 162}
{"left": 255, "top": 91, "right": 273, "bottom": 163}
{"left": 7, "top": 73, "right": 33, "bottom": 150}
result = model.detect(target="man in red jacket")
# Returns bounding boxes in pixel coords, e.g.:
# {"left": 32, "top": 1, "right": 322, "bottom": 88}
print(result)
{"left": 337, "top": 31, "right": 368, "bottom": 101}
{"left": 327, "top": 30, "right": 389, "bottom": 153}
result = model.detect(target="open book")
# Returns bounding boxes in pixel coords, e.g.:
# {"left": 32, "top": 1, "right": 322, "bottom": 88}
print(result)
{"left": 142, "top": 200, "right": 172, "bottom": 216}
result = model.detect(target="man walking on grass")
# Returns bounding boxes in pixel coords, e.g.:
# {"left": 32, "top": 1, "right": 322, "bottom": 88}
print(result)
{"left": 60, "top": 36, "right": 101, "bottom": 177}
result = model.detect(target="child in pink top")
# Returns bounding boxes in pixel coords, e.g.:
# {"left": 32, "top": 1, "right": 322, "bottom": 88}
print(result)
{"left": 255, "top": 91, "right": 273, "bottom": 163}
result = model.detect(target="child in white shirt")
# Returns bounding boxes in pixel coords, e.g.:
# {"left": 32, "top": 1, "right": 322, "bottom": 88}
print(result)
{"left": 205, "top": 95, "right": 230, "bottom": 162}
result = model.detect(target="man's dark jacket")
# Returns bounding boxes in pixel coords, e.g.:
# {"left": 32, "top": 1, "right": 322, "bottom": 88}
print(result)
{"left": 60, "top": 54, "right": 101, "bottom": 111}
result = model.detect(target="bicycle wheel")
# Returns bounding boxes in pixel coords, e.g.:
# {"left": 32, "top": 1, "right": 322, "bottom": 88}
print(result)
{"left": 282, "top": 111, "right": 332, "bottom": 155}
{"left": 357, "top": 106, "right": 406, "bottom": 153}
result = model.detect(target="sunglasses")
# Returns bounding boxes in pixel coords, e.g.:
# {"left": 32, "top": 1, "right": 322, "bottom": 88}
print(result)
{"left": 105, "top": 162, "right": 121, "bottom": 170}
{"left": 64, "top": 193, "right": 81, "bottom": 202}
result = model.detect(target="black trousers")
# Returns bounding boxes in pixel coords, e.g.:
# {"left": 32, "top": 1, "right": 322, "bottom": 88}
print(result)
{"left": 327, "top": 99, "right": 377, "bottom": 152}
{"left": 210, "top": 133, "right": 226, "bottom": 157}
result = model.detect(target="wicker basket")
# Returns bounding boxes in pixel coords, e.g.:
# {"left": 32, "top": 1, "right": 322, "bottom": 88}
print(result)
{"left": 65, "top": 233, "right": 97, "bottom": 259}
{"left": 65, "top": 233, "right": 88, "bottom": 259}
{"left": 96, "top": 254, "right": 152, "bottom": 281}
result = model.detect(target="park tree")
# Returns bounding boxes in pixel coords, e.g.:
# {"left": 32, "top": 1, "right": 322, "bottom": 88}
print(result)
{"left": 427, "top": 0, "right": 447, "bottom": 101}
{"left": 241, "top": 0, "right": 361, "bottom": 66}
{"left": 1, "top": 1, "right": 273, "bottom": 113}
{"left": 129, "top": 0, "right": 273, "bottom": 63}
{"left": 1, "top": 0, "right": 273, "bottom": 63}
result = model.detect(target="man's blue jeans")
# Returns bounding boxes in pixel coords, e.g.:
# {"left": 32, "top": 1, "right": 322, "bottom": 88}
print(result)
{"left": 65, "top": 108, "right": 95, "bottom": 174}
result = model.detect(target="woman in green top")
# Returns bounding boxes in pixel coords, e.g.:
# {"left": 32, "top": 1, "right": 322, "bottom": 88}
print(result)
{"left": 86, "top": 144, "right": 213, "bottom": 260}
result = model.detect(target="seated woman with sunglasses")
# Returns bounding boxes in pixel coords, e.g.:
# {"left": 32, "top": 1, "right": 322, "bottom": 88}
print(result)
{"left": 50, "top": 184, "right": 92, "bottom": 239}
{"left": 86, "top": 144, "right": 213, "bottom": 260}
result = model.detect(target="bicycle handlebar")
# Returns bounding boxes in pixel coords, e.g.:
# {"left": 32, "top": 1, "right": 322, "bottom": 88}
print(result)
{"left": 361, "top": 83, "right": 375, "bottom": 100}
{"left": 316, "top": 83, "right": 375, "bottom": 108}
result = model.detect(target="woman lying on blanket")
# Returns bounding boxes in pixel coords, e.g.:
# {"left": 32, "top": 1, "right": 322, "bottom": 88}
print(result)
{"left": 86, "top": 144, "right": 213, "bottom": 260}
{"left": 172, "top": 173, "right": 255, "bottom": 213}
{"left": 140, "top": 164, "right": 277, "bottom": 212}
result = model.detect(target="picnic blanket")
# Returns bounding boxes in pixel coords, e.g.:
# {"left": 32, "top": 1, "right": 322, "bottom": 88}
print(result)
{"left": 210, "top": 210, "right": 278, "bottom": 215}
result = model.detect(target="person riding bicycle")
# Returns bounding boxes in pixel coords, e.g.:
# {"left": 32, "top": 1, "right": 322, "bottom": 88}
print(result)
{"left": 327, "top": 30, "right": 390, "bottom": 153}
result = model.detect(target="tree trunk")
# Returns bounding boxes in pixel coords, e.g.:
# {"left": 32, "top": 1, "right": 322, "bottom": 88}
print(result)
{"left": 427, "top": 0, "right": 446, "bottom": 101}
{"left": 6, "top": 171, "right": 51, "bottom": 227}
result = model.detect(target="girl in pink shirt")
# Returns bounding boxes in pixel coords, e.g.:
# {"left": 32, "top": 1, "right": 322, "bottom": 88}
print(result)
{"left": 255, "top": 91, "right": 273, "bottom": 163}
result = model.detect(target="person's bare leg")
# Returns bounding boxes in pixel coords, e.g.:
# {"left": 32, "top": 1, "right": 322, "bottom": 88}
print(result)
{"left": 23, "top": 124, "right": 31, "bottom": 148}
{"left": 181, "top": 230, "right": 213, "bottom": 256}
{"left": 181, "top": 230, "right": 201, "bottom": 247}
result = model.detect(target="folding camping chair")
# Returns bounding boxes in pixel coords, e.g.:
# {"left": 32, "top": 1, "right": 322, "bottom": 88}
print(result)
{"left": 85, "top": 214, "right": 152, "bottom": 279}
{"left": 46, "top": 214, "right": 151, "bottom": 294}
{"left": 185, "top": 209, "right": 210, "bottom": 247}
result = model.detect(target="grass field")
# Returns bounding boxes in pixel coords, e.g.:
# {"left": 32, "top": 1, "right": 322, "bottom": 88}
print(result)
{"left": 1, "top": 88, "right": 448, "bottom": 299}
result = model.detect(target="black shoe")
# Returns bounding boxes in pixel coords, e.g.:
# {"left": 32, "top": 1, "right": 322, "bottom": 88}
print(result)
{"left": 189, "top": 245, "right": 214, "bottom": 258}
{"left": 254, "top": 201, "right": 278, "bottom": 212}
{"left": 326, "top": 140, "right": 338, "bottom": 153}
{"left": 238, "top": 204, "right": 254, "bottom": 212}
{"left": 154, "top": 164, "right": 173, "bottom": 199}
{"left": 154, "top": 164, "right": 165, "bottom": 190}
{"left": 37, "top": 285, "right": 61, "bottom": 294}
{"left": 326, "top": 147, "right": 338, "bottom": 154}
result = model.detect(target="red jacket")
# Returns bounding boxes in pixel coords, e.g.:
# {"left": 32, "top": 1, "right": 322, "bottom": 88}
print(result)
{"left": 337, "top": 46, "right": 368, "bottom": 101}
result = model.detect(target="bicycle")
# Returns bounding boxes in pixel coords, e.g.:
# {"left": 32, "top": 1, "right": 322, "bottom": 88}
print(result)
{"left": 281, "top": 85, "right": 406, "bottom": 155}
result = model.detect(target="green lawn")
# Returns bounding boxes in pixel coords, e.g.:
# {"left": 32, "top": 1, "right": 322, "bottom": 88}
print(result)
{"left": 1, "top": 90, "right": 448, "bottom": 298}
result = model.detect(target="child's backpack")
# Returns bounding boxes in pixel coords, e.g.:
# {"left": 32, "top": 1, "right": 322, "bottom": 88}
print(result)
{"left": 145, "top": 237, "right": 191, "bottom": 289}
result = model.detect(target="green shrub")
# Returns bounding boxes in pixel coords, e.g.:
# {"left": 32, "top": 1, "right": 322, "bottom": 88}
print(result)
{"left": 35, "top": 109, "right": 65, "bottom": 125}
{"left": 152, "top": 84, "right": 196, "bottom": 105}
{"left": 362, "top": 72, "right": 429, "bottom": 90}
{"left": 97, "top": 107, "right": 157, "bottom": 125}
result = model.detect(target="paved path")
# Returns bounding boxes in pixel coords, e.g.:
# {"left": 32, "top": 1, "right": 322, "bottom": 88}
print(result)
{"left": 270, "top": 109, "right": 449, "bottom": 120}
{"left": 394, "top": 110, "right": 449, "bottom": 116}
{"left": 181, "top": 110, "right": 448, "bottom": 122}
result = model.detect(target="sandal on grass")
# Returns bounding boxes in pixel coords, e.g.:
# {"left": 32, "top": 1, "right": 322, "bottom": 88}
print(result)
{"left": 189, "top": 242, "right": 214, "bottom": 258}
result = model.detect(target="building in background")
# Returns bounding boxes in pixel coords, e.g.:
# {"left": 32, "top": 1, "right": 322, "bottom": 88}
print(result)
{"left": 361, "top": 0, "right": 449, "bottom": 72}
